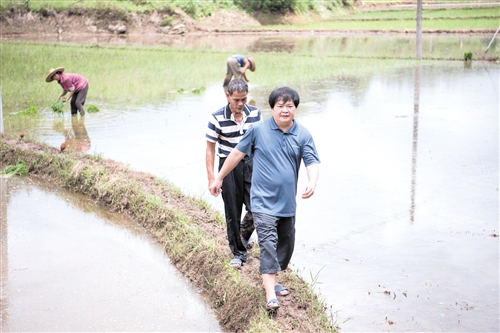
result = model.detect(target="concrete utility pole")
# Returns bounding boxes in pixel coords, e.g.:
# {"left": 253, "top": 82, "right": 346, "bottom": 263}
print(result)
{"left": 416, "top": 0, "right": 423, "bottom": 59}
{"left": 0, "top": 89, "right": 4, "bottom": 137}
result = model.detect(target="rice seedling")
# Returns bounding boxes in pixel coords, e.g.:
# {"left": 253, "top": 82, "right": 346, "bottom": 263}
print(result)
{"left": 87, "top": 104, "right": 100, "bottom": 113}
{"left": 18, "top": 106, "right": 39, "bottom": 116}
{"left": 51, "top": 99, "right": 64, "bottom": 113}
{"left": 191, "top": 86, "right": 206, "bottom": 94}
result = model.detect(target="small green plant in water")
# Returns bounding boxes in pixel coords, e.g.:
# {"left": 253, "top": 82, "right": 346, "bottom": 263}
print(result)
{"left": 464, "top": 52, "right": 473, "bottom": 61}
{"left": 87, "top": 104, "right": 100, "bottom": 113}
{"left": 51, "top": 99, "right": 64, "bottom": 113}
{"left": 0, "top": 160, "right": 29, "bottom": 177}
{"left": 192, "top": 86, "right": 206, "bottom": 94}
{"left": 177, "top": 88, "right": 185, "bottom": 93}
{"left": 18, "top": 106, "right": 39, "bottom": 116}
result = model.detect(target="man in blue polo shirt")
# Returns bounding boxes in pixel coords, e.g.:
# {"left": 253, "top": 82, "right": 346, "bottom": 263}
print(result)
{"left": 206, "top": 78, "right": 262, "bottom": 269}
{"left": 209, "top": 86, "right": 320, "bottom": 311}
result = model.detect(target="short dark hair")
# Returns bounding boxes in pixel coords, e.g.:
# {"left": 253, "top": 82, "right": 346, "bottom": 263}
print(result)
{"left": 268, "top": 87, "right": 300, "bottom": 109}
{"left": 228, "top": 78, "right": 248, "bottom": 95}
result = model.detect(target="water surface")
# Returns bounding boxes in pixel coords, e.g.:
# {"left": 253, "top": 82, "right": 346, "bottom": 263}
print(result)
{"left": 0, "top": 177, "right": 222, "bottom": 332}
{"left": 3, "top": 35, "right": 499, "bottom": 332}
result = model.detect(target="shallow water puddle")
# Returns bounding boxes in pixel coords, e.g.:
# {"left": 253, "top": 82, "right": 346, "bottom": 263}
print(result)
{"left": 0, "top": 177, "right": 221, "bottom": 332}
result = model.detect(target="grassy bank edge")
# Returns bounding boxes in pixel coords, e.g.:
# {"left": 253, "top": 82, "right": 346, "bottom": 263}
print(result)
{"left": 1, "top": 138, "right": 337, "bottom": 333}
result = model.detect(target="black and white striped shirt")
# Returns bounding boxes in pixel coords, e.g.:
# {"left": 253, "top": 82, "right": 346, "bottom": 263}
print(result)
{"left": 206, "top": 104, "right": 262, "bottom": 157}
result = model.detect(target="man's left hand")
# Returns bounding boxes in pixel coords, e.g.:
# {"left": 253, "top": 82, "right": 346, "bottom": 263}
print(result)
{"left": 301, "top": 183, "right": 316, "bottom": 199}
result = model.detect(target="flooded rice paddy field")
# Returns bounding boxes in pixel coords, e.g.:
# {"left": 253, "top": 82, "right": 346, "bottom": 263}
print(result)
{"left": 4, "top": 32, "right": 499, "bottom": 60}
{"left": 2, "top": 34, "right": 499, "bottom": 331}
{"left": 0, "top": 177, "right": 222, "bottom": 332}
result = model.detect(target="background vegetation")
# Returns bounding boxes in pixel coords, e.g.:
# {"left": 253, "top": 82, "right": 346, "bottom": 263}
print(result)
{"left": 1, "top": 0, "right": 353, "bottom": 16}
{"left": 1, "top": 0, "right": 496, "bottom": 30}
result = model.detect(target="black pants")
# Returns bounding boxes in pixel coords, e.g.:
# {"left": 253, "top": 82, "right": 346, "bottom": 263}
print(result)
{"left": 71, "top": 83, "right": 88, "bottom": 116}
{"left": 220, "top": 155, "right": 254, "bottom": 262}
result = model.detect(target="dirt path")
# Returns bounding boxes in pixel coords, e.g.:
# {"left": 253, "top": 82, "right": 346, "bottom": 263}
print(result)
{"left": 1, "top": 138, "right": 335, "bottom": 333}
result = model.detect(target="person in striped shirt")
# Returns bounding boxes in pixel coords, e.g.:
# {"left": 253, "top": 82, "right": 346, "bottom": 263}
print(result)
{"left": 206, "top": 78, "right": 262, "bottom": 269}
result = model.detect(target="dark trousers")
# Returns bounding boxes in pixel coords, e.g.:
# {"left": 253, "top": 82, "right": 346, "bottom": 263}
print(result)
{"left": 71, "top": 83, "right": 88, "bottom": 116}
{"left": 253, "top": 212, "right": 295, "bottom": 274}
{"left": 219, "top": 155, "right": 254, "bottom": 262}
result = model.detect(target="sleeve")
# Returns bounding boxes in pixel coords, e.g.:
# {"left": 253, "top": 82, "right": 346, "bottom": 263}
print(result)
{"left": 235, "top": 125, "right": 255, "bottom": 156}
{"left": 302, "top": 133, "right": 321, "bottom": 167}
{"left": 206, "top": 115, "right": 220, "bottom": 143}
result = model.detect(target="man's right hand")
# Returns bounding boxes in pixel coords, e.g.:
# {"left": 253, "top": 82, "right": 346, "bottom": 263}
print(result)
{"left": 209, "top": 179, "right": 223, "bottom": 197}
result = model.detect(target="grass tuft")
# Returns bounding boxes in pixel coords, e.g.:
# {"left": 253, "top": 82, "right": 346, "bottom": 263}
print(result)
{"left": 0, "top": 160, "right": 29, "bottom": 177}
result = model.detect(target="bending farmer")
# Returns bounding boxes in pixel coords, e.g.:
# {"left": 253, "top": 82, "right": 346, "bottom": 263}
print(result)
{"left": 46, "top": 67, "right": 89, "bottom": 117}
{"left": 223, "top": 55, "right": 256, "bottom": 92}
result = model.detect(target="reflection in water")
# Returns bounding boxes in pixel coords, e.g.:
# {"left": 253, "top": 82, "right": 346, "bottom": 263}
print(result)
{"left": 410, "top": 65, "right": 421, "bottom": 224}
{"left": 64, "top": 116, "right": 91, "bottom": 152}
{"left": 249, "top": 36, "right": 296, "bottom": 53}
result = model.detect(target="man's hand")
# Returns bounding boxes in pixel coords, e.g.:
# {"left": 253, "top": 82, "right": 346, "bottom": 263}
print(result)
{"left": 303, "top": 164, "right": 319, "bottom": 199}
{"left": 209, "top": 178, "right": 223, "bottom": 197}
{"left": 301, "top": 182, "right": 316, "bottom": 199}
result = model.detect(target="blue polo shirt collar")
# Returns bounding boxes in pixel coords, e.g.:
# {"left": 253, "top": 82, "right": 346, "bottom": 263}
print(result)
{"left": 270, "top": 116, "right": 297, "bottom": 135}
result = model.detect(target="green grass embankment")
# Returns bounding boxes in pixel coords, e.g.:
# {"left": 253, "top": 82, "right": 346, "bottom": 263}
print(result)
{"left": 0, "top": 138, "right": 337, "bottom": 332}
